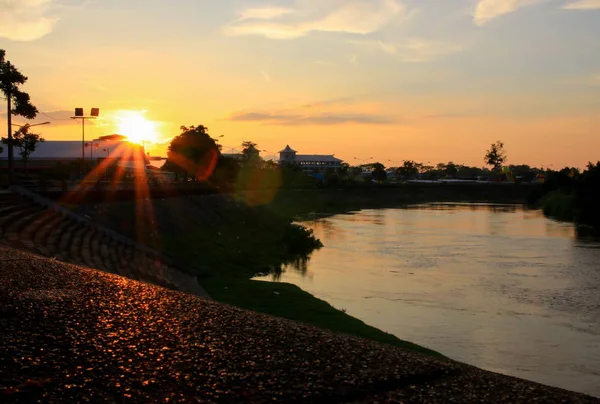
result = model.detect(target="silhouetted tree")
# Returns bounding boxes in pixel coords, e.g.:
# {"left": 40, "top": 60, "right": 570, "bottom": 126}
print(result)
{"left": 336, "top": 162, "right": 350, "bottom": 180}
{"left": 212, "top": 155, "right": 241, "bottom": 188}
{"left": 575, "top": 162, "right": 600, "bottom": 227}
{"left": 241, "top": 141, "right": 262, "bottom": 167}
{"left": 445, "top": 161, "right": 458, "bottom": 177}
{"left": 395, "top": 160, "right": 420, "bottom": 180}
{"left": 485, "top": 141, "right": 507, "bottom": 172}
{"left": 1, "top": 124, "right": 45, "bottom": 173}
{"left": 163, "top": 125, "right": 220, "bottom": 181}
{"left": 370, "top": 162, "right": 387, "bottom": 183}
{"left": 0, "top": 50, "right": 38, "bottom": 180}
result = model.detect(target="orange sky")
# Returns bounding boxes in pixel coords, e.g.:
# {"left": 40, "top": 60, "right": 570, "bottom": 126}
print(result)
{"left": 1, "top": 0, "right": 599, "bottom": 169}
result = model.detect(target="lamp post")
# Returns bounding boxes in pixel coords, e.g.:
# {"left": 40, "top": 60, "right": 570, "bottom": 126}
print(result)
{"left": 71, "top": 108, "right": 99, "bottom": 179}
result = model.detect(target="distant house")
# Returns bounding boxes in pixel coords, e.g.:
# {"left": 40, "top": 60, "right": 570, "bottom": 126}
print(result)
{"left": 278, "top": 145, "right": 343, "bottom": 173}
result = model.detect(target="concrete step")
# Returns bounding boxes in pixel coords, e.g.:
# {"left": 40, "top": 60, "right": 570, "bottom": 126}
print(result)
{"left": 0, "top": 205, "right": 43, "bottom": 234}
{"left": 4, "top": 206, "right": 47, "bottom": 242}
{"left": 69, "top": 225, "right": 89, "bottom": 261}
{"left": 57, "top": 221, "right": 85, "bottom": 260}
{"left": 19, "top": 210, "right": 58, "bottom": 249}
{"left": 33, "top": 213, "right": 64, "bottom": 255}
{"left": 44, "top": 217, "right": 76, "bottom": 256}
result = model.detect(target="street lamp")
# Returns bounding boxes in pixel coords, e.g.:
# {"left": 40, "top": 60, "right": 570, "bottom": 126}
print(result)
{"left": 71, "top": 108, "right": 99, "bottom": 178}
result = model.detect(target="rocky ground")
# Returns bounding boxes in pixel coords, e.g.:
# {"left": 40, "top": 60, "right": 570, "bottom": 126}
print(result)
{"left": 1, "top": 247, "right": 597, "bottom": 403}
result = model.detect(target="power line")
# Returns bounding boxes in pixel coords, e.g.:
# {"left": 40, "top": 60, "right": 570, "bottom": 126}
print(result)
{"left": 39, "top": 110, "right": 71, "bottom": 121}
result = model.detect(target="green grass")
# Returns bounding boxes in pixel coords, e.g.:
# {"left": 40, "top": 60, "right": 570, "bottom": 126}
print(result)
{"left": 202, "top": 275, "right": 443, "bottom": 357}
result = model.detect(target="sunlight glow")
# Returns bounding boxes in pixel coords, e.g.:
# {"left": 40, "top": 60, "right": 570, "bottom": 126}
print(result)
{"left": 115, "top": 110, "right": 160, "bottom": 145}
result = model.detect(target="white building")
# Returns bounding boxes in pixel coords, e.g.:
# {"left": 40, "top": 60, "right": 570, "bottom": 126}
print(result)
{"left": 0, "top": 134, "right": 150, "bottom": 171}
{"left": 278, "top": 145, "right": 343, "bottom": 173}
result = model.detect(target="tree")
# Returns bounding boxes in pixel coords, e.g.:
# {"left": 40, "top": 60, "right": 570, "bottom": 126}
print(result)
{"left": 241, "top": 141, "right": 262, "bottom": 166}
{"left": 163, "top": 125, "right": 220, "bottom": 181}
{"left": 445, "top": 161, "right": 458, "bottom": 177}
{"left": 485, "top": 141, "right": 507, "bottom": 172}
{"left": 370, "top": 162, "right": 387, "bottom": 183}
{"left": 349, "top": 165, "right": 364, "bottom": 180}
{"left": 1, "top": 124, "right": 45, "bottom": 172}
{"left": 0, "top": 50, "right": 39, "bottom": 181}
{"left": 395, "top": 160, "right": 420, "bottom": 180}
{"left": 336, "top": 162, "right": 350, "bottom": 180}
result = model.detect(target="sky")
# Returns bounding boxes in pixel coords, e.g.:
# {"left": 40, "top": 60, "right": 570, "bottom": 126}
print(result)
{"left": 1, "top": 0, "right": 599, "bottom": 168}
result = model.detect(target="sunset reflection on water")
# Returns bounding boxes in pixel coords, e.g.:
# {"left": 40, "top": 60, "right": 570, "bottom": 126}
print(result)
{"left": 257, "top": 204, "right": 600, "bottom": 397}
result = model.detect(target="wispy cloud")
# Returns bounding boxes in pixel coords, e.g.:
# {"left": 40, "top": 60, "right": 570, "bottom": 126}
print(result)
{"left": 473, "top": 0, "right": 546, "bottom": 26}
{"left": 562, "top": 0, "right": 600, "bottom": 9}
{"left": 0, "top": 0, "right": 58, "bottom": 41}
{"left": 260, "top": 70, "right": 272, "bottom": 83}
{"left": 227, "top": 110, "right": 396, "bottom": 125}
{"left": 224, "top": 0, "right": 407, "bottom": 39}
{"left": 349, "top": 54, "right": 359, "bottom": 64}
{"left": 350, "top": 38, "right": 464, "bottom": 62}
{"left": 238, "top": 7, "right": 294, "bottom": 21}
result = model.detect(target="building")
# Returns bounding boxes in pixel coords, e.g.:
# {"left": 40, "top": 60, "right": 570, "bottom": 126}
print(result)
{"left": 0, "top": 134, "right": 150, "bottom": 172}
{"left": 278, "top": 145, "right": 343, "bottom": 173}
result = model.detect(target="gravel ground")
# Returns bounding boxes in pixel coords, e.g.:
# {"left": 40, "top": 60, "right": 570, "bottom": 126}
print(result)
{"left": 1, "top": 246, "right": 597, "bottom": 403}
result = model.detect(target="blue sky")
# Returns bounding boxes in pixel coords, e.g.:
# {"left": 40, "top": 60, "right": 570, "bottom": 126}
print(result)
{"left": 1, "top": 0, "right": 599, "bottom": 167}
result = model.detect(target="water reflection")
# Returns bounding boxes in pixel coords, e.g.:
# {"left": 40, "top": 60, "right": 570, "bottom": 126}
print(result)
{"left": 269, "top": 254, "right": 312, "bottom": 282}
{"left": 257, "top": 204, "right": 600, "bottom": 397}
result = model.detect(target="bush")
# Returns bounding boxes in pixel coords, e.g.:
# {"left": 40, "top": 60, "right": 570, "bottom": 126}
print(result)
{"left": 540, "top": 190, "right": 575, "bottom": 222}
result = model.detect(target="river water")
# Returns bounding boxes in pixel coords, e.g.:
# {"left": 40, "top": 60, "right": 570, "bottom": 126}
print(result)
{"left": 256, "top": 204, "right": 600, "bottom": 397}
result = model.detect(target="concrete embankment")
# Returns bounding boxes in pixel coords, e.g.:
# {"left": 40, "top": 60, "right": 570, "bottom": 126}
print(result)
{"left": 1, "top": 247, "right": 597, "bottom": 403}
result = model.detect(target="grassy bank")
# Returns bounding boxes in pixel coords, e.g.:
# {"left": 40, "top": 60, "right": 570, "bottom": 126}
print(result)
{"left": 80, "top": 193, "right": 442, "bottom": 357}
{"left": 539, "top": 190, "right": 576, "bottom": 222}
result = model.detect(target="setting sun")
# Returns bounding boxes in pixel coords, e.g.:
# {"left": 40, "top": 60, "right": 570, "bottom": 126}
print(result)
{"left": 115, "top": 111, "right": 160, "bottom": 145}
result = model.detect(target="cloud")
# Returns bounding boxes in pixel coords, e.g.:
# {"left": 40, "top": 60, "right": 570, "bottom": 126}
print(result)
{"left": 349, "top": 54, "right": 359, "bottom": 64}
{"left": 227, "top": 110, "right": 396, "bottom": 125}
{"left": 351, "top": 38, "right": 464, "bottom": 62}
{"left": 473, "top": 0, "right": 545, "bottom": 26}
{"left": 224, "top": 0, "right": 407, "bottom": 39}
{"left": 260, "top": 70, "right": 273, "bottom": 83}
{"left": 238, "top": 7, "right": 294, "bottom": 20}
{"left": 0, "top": 0, "right": 58, "bottom": 41}
{"left": 562, "top": 0, "right": 600, "bottom": 9}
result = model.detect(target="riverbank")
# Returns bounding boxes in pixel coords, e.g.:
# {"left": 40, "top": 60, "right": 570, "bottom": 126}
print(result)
{"left": 75, "top": 185, "right": 533, "bottom": 356}
{"left": 264, "top": 184, "right": 534, "bottom": 219}
{"left": 81, "top": 193, "right": 441, "bottom": 356}
{"left": 4, "top": 247, "right": 595, "bottom": 402}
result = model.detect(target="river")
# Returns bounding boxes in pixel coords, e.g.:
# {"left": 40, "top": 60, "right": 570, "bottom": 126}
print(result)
{"left": 256, "top": 204, "right": 600, "bottom": 397}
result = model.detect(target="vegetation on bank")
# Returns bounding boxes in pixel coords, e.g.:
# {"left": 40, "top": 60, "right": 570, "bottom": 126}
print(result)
{"left": 81, "top": 194, "right": 442, "bottom": 357}
{"left": 527, "top": 162, "right": 600, "bottom": 228}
